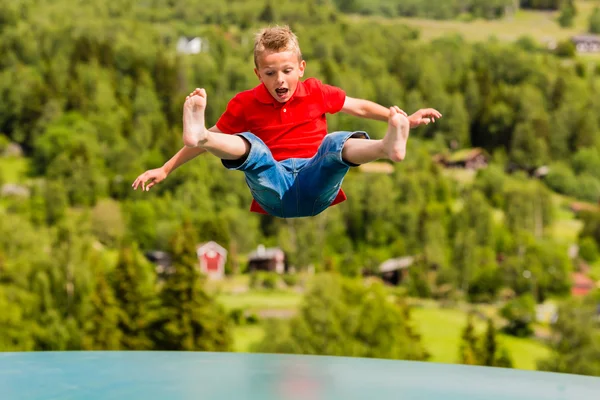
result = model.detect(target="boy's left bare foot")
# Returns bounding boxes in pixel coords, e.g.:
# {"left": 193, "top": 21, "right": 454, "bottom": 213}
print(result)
{"left": 382, "top": 107, "right": 410, "bottom": 162}
{"left": 182, "top": 88, "right": 208, "bottom": 147}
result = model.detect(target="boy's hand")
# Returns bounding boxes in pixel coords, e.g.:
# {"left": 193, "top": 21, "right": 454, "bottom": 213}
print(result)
{"left": 132, "top": 167, "right": 168, "bottom": 192}
{"left": 408, "top": 108, "right": 442, "bottom": 128}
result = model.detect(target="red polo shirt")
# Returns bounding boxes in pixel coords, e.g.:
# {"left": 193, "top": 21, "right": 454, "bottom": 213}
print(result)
{"left": 216, "top": 77, "right": 347, "bottom": 215}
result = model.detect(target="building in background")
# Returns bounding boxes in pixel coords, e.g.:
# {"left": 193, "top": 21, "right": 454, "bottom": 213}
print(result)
{"left": 197, "top": 241, "right": 228, "bottom": 280}
{"left": 248, "top": 245, "right": 286, "bottom": 274}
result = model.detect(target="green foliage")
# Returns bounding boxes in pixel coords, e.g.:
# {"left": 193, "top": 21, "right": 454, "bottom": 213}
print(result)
{"left": 336, "top": 0, "right": 513, "bottom": 20}
{"left": 112, "top": 242, "right": 156, "bottom": 350}
{"left": 538, "top": 292, "right": 600, "bottom": 377}
{"left": 81, "top": 255, "right": 122, "bottom": 350}
{"left": 503, "top": 180, "right": 554, "bottom": 238}
{"left": 500, "top": 294, "right": 536, "bottom": 337}
{"left": 558, "top": 1, "right": 577, "bottom": 28}
{"left": 520, "top": 0, "right": 564, "bottom": 10}
{"left": 590, "top": 7, "right": 600, "bottom": 34}
{"left": 554, "top": 39, "right": 576, "bottom": 58}
{"left": 147, "top": 222, "right": 233, "bottom": 351}
{"left": 249, "top": 271, "right": 280, "bottom": 290}
{"left": 579, "top": 236, "right": 600, "bottom": 263}
{"left": 256, "top": 274, "right": 430, "bottom": 360}
{"left": 544, "top": 162, "right": 577, "bottom": 195}
{"left": 459, "top": 313, "right": 514, "bottom": 367}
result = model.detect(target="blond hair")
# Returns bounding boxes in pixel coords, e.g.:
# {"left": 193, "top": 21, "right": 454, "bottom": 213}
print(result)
{"left": 253, "top": 25, "right": 302, "bottom": 68}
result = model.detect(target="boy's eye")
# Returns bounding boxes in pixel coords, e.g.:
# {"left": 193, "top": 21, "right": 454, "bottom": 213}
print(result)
{"left": 266, "top": 72, "right": 274, "bottom": 76}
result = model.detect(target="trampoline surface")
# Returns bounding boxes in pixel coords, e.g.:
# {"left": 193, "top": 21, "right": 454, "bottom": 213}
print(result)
{"left": 1, "top": 351, "right": 599, "bottom": 400}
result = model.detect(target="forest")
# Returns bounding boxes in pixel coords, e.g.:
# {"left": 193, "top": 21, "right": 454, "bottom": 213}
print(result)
{"left": 1, "top": 0, "right": 600, "bottom": 377}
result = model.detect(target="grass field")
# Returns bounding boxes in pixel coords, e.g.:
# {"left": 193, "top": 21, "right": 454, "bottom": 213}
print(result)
{"left": 0, "top": 157, "right": 29, "bottom": 184}
{"left": 225, "top": 290, "right": 551, "bottom": 371}
{"left": 232, "top": 324, "right": 266, "bottom": 352}
{"left": 410, "top": 307, "right": 550, "bottom": 371}
{"left": 350, "top": 1, "right": 600, "bottom": 45}
{"left": 217, "top": 290, "right": 304, "bottom": 311}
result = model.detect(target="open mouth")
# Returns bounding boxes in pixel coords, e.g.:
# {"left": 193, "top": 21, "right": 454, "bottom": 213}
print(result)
{"left": 275, "top": 88, "right": 289, "bottom": 98}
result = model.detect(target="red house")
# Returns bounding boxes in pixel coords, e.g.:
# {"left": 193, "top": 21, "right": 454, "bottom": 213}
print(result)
{"left": 571, "top": 272, "right": 596, "bottom": 297}
{"left": 196, "top": 241, "right": 227, "bottom": 280}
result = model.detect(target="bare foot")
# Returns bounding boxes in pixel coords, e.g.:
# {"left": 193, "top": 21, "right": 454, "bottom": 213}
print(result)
{"left": 382, "top": 107, "right": 410, "bottom": 162}
{"left": 182, "top": 88, "right": 208, "bottom": 147}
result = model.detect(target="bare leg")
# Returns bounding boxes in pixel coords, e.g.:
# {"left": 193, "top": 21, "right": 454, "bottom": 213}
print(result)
{"left": 182, "top": 88, "right": 250, "bottom": 160}
{"left": 341, "top": 107, "right": 410, "bottom": 165}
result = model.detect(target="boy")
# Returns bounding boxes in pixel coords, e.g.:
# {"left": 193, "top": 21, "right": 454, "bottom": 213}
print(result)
{"left": 132, "top": 26, "right": 441, "bottom": 218}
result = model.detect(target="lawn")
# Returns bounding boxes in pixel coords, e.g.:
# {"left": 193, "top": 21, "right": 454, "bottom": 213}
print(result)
{"left": 410, "top": 307, "right": 550, "bottom": 371}
{"left": 228, "top": 295, "right": 551, "bottom": 371}
{"left": 232, "top": 324, "right": 266, "bottom": 353}
{"left": 0, "top": 157, "right": 29, "bottom": 183}
{"left": 216, "top": 290, "right": 303, "bottom": 312}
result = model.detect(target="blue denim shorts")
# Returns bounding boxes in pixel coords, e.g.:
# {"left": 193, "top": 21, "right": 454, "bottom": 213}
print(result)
{"left": 222, "top": 131, "right": 370, "bottom": 218}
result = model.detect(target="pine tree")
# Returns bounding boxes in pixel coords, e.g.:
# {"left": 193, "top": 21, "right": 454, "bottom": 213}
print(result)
{"left": 148, "top": 221, "right": 232, "bottom": 351}
{"left": 112, "top": 241, "right": 154, "bottom": 350}
{"left": 459, "top": 312, "right": 480, "bottom": 365}
{"left": 481, "top": 318, "right": 498, "bottom": 366}
{"left": 81, "top": 254, "right": 121, "bottom": 350}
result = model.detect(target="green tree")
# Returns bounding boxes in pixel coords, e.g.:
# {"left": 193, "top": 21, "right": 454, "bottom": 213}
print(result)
{"left": 148, "top": 221, "right": 232, "bottom": 351}
{"left": 538, "top": 294, "right": 600, "bottom": 377}
{"left": 500, "top": 293, "right": 536, "bottom": 337}
{"left": 459, "top": 312, "right": 480, "bottom": 365}
{"left": 558, "top": 1, "right": 576, "bottom": 28}
{"left": 81, "top": 256, "right": 122, "bottom": 350}
{"left": 0, "top": 285, "right": 35, "bottom": 351}
{"left": 256, "top": 274, "right": 430, "bottom": 361}
{"left": 459, "top": 314, "right": 514, "bottom": 367}
{"left": 112, "top": 242, "right": 155, "bottom": 350}
{"left": 589, "top": 7, "right": 600, "bottom": 34}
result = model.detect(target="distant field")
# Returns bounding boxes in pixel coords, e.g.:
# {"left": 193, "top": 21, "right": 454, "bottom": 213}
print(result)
{"left": 217, "top": 290, "right": 303, "bottom": 311}
{"left": 410, "top": 307, "right": 550, "bottom": 371}
{"left": 232, "top": 324, "right": 266, "bottom": 353}
{"left": 349, "top": 1, "right": 599, "bottom": 45}
{"left": 0, "top": 157, "right": 29, "bottom": 183}
{"left": 227, "top": 292, "right": 550, "bottom": 371}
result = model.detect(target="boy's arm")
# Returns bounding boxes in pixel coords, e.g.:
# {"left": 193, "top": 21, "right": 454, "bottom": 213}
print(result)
{"left": 340, "top": 96, "right": 442, "bottom": 128}
{"left": 340, "top": 96, "right": 403, "bottom": 122}
{"left": 132, "top": 125, "right": 222, "bottom": 191}
{"left": 163, "top": 125, "right": 223, "bottom": 174}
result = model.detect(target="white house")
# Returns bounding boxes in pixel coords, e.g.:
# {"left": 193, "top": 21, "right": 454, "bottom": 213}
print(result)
{"left": 177, "top": 36, "right": 208, "bottom": 54}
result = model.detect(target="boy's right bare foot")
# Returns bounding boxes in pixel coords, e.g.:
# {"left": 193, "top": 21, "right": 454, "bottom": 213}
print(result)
{"left": 382, "top": 107, "right": 410, "bottom": 162}
{"left": 182, "top": 88, "right": 209, "bottom": 147}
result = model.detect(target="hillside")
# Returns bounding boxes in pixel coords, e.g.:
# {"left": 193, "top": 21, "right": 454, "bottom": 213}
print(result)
{"left": 349, "top": 0, "right": 599, "bottom": 45}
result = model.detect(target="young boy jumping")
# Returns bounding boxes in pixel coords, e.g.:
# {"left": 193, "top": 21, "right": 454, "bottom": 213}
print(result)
{"left": 132, "top": 25, "right": 441, "bottom": 218}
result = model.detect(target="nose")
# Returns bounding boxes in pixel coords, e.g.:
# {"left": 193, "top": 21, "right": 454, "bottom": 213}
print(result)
{"left": 277, "top": 72, "right": 285, "bottom": 84}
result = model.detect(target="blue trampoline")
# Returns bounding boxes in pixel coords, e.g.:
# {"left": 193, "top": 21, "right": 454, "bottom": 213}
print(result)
{"left": 1, "top": 352, "right": 599, "bottom": 399}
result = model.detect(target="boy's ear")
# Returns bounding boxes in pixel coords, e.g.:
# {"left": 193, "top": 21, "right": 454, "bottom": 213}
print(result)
{"left": 254, "top": 67, "right": 262, "bottom": 81}
{"left": 299, "top": 60, "right": 306, "bottom": 77}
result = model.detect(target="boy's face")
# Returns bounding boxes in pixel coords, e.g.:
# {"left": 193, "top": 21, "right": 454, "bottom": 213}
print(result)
{"left": 254, "top": 50, "right": 306, "bottom": 103}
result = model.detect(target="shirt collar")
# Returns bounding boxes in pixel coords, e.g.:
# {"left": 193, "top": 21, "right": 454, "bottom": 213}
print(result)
{"left": 253, "top": 80, "right": 308, "bottom": 106}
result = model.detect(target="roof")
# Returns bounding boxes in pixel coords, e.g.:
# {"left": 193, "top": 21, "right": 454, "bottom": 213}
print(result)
{"left": 447, "top": 147, "right": 488, "bottom": 163}
{"left": 379, "top": 257, "right": 415, "bottom": 273}
{"left": 572, "top": 34, "right": 600, "bottom": 43}
{"left": 196, "top": 241, "right": 227, "bottom": 255}
{"left": 248, "top": 245, "right": 284, "bottom": 260}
